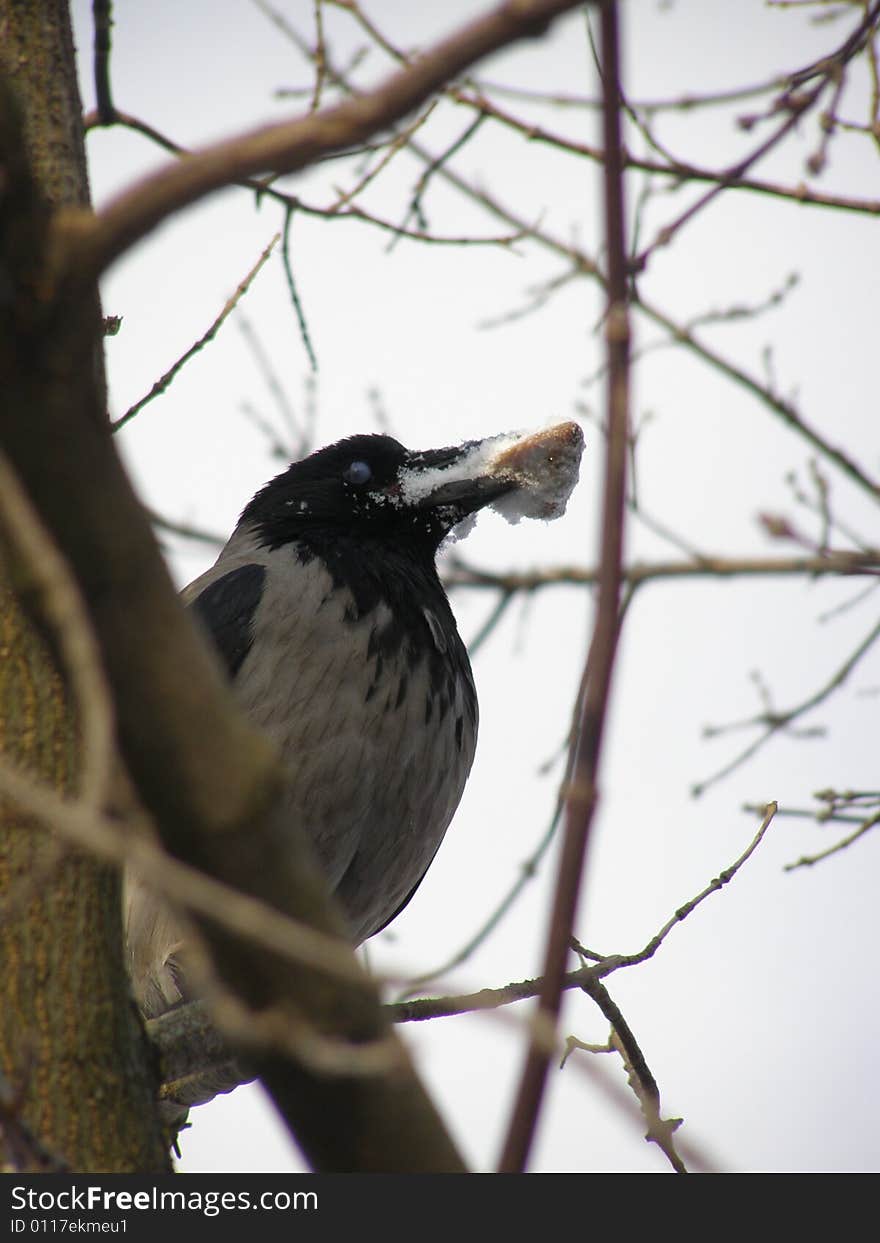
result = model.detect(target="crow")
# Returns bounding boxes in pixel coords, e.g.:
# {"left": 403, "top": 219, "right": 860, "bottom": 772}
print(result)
{"left": 125, "top": 427, "right": 582, "bottom": 1019}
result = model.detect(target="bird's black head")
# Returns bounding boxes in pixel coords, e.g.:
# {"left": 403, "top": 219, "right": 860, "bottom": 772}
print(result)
{"left": 240, "top": 433, "right": 515, "bottom": 557}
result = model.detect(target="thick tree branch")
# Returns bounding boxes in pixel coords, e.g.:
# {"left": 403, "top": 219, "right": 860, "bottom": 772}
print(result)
{"left": 0, "top": 2, "right": 167, "bottom": 1171}
{"left": 499, "top": 0, "right": 630, "bottom": 1173}
{"left": 59, "top": 0, "right": 585, "bottom": 285}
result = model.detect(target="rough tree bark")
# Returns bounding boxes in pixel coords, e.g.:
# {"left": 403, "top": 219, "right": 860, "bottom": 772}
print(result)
{"left": 0, "top": 0, "right": 170, "bottom": 1172}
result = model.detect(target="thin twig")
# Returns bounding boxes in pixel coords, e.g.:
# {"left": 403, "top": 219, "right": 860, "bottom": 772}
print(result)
{"left": 627, "top": 0, "right": 880, "bottom": 264}
{"left": 469, "top": 71, "right": 791, "bottom": 113}
{"left": 442, "top": 549, "right": 880, "bottom": 594}
{"left": 147, "top": 509, "right": 226, "bottom": 548}
{"left": 694, "top": 618, "right": 880, "bottom": 796}
{"left": 91, "top": 0, "right": 116, "bottom": 125}
{"left": 392, "top": 802, "right": 779, "bottom": 1026}
{"left": 280, "top": 207, "right": 319, "bottom": 372}
{"left": 576, "top": 975, "right": 687, "bottom": 1174}
{"left": 460, "top": 88, "right": 880, "bottom": 216}
{"left": 111, "top": 235, "right": 280, "bottom": 432}
{"left": 393, "top": 113, "right": 487, "bottom": 243}
{"left": 309, "top": 0, "right": 328, "bottom": 114}
{"left": 784, "top": 809, "right": 880, "bottom": 870}
{"left": 600, "top": 802, "right": 779, "bottom": 969}
{"left": 236, "top": 311, "right": 305, "bottom": 455}
{"left": 466, "top": 589, "right": 516, "bottom": 656}
{"left": 329, "top": 101, "right": 438, "bottom": 213}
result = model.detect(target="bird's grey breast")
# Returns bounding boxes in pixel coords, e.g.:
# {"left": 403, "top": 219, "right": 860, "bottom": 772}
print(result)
{"left": 187, "top": 527, "right": 477, "bottom": 943}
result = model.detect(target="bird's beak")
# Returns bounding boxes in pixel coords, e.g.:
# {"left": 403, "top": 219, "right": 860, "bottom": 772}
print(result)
{"left": 399, "top": 440, "right": 517, "bottom": 520}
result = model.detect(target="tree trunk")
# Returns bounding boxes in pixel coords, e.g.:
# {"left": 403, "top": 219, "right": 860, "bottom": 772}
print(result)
{"left": 0, "top": 0, "right": 169, "bottom": 1172}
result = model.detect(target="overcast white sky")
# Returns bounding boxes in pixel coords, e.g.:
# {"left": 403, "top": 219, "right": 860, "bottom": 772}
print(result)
{"left": 68, "top": 0, "right": 880, "bottom": 1173}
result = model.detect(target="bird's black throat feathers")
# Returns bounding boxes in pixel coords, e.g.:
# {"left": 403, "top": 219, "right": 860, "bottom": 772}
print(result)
{"left": 297, "top": 532, "right": 474, "bottom": 727}
{"left": 228, "top": 434, "right": 481, "bottom": 722}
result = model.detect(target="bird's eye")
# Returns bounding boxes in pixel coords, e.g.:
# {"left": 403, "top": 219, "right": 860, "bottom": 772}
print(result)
{"left": 343, "top": 460, "right": 373, "bottom": 486}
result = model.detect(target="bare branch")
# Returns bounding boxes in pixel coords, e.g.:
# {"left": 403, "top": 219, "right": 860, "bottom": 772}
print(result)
{"left": 111, "top": 234, "right": 280, "bottom": 433}
{"left": 327, "top": 0, "right": 880, "bottom": 220}
{"left": 500, "top": 0, "right": 631, "bottom": 1173}
{"left": 694, "top": 620, "right": 880, "bottom": 796}
{"left": 91, "top": 0, "right": 115, "bottom": 125}
{"left": 309, "top": 0, "right": 329, "bottom": 114}
{"left": 62, "top": 0, "right": 586, "bottom": 284}
{"left": 463, "top": 88, "right": 880, "bottom": 217}
{"left": 573, "top": 976, "right": 687, "bottom": 1174}
{"left": 469, "top": 71, "right": 791, "bottom": 112}
{"left": 83, "top": 109, "right": 526, "bottom": 248}
{"left": 148, "top": 509, "right": 226, "bottom": 549}
{"left": 279, "top": 208, "right": 318, "bottom": 371}
{"left": 784, "top": 809, "right": 880, "bottom": 870}
{"left": 444, "top": 548, "right": 880, "bottom": 594}
{"left": 596, "top": 802, "right": 779, "bottom": 969}
{"left": 150, "top": 801, "right": 778, "bottom": 1114}
{"left": 395, "top": 808, "right": 779, "bottom": 1024}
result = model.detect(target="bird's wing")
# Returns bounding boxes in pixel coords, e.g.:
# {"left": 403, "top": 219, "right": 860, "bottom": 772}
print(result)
{"left": 186, "top": 562, "right": 267, "bottom": 678}
{"left": 358, "top": 849, "right": 442, "bottom": 941}
{"left": 123, "top": 558, "right": 269, "bottom": 1025}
